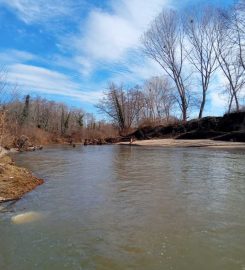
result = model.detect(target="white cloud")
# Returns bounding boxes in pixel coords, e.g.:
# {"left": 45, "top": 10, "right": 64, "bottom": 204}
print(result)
{"left": 112, "top": 0, "right": 168, "bottom": 30}
{"left": 1, "top": 0, "right": 242, "bottom": 117}
{"left": 0, "top": 0, "right": 83, "bottom": 24}
{"left": 0, "top": 0, "right": 173, "bottom": 108}
{"left": 68, "top": 0, "right": 169, "bottom": 75}
{"left": 80, "top": 11, "right": 139, "bottom": 61}
{"left": 0, "top": 49, "right": 37, "bottom": 64}
{"left": 1, "top": 0, "right": 170, "bottom": 83}
{"left": 6, "top": 64, "right": 103, "bottom": 103}
{"left": 209, "top": 91, "right": 228, "bottom": 115}
{"left": 73, "top": 56, "right": 94, "bottom": 77}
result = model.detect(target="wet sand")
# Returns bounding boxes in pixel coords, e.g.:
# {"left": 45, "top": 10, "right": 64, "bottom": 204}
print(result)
{"left": 119, "top": 139, "right": 245, "bottom": 149}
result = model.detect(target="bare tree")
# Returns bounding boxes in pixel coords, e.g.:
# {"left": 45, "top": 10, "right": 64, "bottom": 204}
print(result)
{"left": 20, "top": 95, "right": 30, "bottom": 126}
{"left": 185, "top": 6, "right": 218, "bottom": 118}
{"left": 97, "top": 83, "right": 126, "bottom": 131}
{"left": 143, "top": 9, "right": 191, "bottom": 122}
{"left": 214, "top": 11, "right": 245, "bottom": 112}
{"left": 97, "top": 83, "right": 144, "bottom": 132}
{"left": 0, "top": 67, "right": 8, "bottom": 106}
{"left": 143, "top": 76, "right": 175, "bottom": 123}
{"left": 234, "top": 0, "right": 245, "bottom": 71}
{"left": 0, "top": 67, "right": 16, "bottom": 107}
{"left": 73, "top": 109, "right": 84, "bottom": 128}
{"left": 125, "top": 85, "right": 145, "bottom": 129}
{"left": 60, "top": 105, "right": 71, "bottom": 136}
{"left": 85, "top": 113, "right": 96, "bottom": 130}
{"left": 0, "top": 109, "right": 7, "bottom": 146}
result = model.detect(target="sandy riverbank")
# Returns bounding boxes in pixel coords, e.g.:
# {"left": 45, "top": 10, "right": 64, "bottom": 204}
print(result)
{"left": 0, "top": 155, "right": 44, "bottom": 203}
{"left": 118, "top": 139, "right": 245, "bottom": 149}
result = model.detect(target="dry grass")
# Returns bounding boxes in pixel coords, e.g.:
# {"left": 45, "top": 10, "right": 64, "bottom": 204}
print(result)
{"left": 0, "top": 155, "right": 43, "bottom": 202}
{"left": 19, "top": 127, "right": 53, "bottom": 145}
{"left": 138, "top": 117, "right": 179, "bottom": 129}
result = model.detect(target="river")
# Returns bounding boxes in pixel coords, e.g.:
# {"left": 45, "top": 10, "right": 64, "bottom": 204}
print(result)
{"left": 0, "top": 145, "right": 245, "bottom": 270}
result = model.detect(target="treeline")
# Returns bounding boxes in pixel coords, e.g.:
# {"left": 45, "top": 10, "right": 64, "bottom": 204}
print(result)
{"left": 97, "top": 77, "right": 175, "bottom": 133}
{"left": 98, "top": 1, "right": 245, "bottom": 128}
{"left": 0, "top": 95, "right": 118, "bottom": 147}
{"left": 1, "top": 1, "right": 245, "bottom": 143}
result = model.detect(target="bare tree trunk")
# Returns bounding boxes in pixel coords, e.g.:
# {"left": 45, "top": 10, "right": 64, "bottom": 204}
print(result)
{"left": 228, "top": 95, "right": 233, "bottom": 113}
{"left": 143, "top": 9, "right": 191, "bottom": 122}
{"left": 185, "top": 6, "right": 218, "bottom": 119}
{"left": 198, "top": 92, "right": 206, "bottom": 119}
{"left": 234, "top": 92, "right": 240, "bottom": 111}
{"left": 181, "top": 96, "right": 187, "bottom": 123}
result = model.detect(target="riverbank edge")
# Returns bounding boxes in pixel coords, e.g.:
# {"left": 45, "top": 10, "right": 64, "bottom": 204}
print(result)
{"left": 118, "top": 139, "right": 245, "bottom": 149}
{"left": 1, "top": 139, "right": 244, "bottom": 203}
{"left": 0, "top": 150, "right": 44, "bottom": 203}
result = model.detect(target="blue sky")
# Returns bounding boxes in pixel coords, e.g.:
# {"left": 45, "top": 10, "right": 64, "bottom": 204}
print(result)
{"left": 0, "top": 0, "right": 235, "bottom": 116}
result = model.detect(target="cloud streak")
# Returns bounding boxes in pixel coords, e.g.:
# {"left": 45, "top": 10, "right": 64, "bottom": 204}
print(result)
{"left": 0, "top": 49, "right": 37, "bottom": 64}
{"left": 6, "top": 63, "right": 103, "bottom": 103}
{"left": 0, "top": 0, "right": 84, "bottom": 24}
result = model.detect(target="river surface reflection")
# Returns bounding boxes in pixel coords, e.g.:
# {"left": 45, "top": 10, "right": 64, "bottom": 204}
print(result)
{"left": 0, "top": 145, "right": 245, "bottom": 270}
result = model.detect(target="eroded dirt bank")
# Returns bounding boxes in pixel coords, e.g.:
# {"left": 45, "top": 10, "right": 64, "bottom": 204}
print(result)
{"left": 128, "top": 112, "right": 245, "bottom": 142}
{"left": 0, "top": 155, "right": 44, "bottom": 203}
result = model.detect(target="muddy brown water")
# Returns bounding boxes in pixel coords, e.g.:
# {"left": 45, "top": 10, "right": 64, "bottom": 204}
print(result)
{"left": 0, "top": 145, "right": 245, "bottom": 270}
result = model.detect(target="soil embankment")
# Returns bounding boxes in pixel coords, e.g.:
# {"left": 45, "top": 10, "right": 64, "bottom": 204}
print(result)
{"left": 0, "top": 155, "right": 43, "bottom": 203}
{"left": 128, "top": 112, "right": 245, "bottom": 142}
